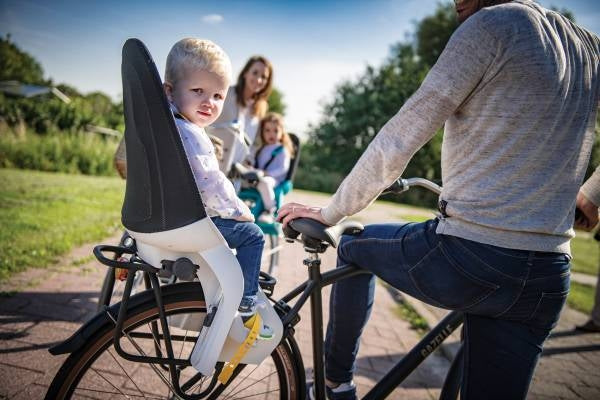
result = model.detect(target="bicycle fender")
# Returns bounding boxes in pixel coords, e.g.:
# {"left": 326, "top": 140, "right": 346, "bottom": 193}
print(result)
{"left": 48, "top": 310, "right": 111, "bottom": 355}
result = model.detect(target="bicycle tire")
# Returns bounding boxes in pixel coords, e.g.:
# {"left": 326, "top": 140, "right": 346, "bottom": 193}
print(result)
{"left": 46, "top": 282, "right": 302, "bottom": 399}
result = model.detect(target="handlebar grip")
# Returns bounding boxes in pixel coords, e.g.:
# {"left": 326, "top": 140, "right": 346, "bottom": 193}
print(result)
{"left": 382, "top": 179, "right": 406, "bottom": 195}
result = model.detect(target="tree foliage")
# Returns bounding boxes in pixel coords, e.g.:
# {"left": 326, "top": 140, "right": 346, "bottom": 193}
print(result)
{"left": 297, "top": 3, "right": 458, "bottom": 206}
{"left": 0, "top": 35, "right": 45, "bottom": 84}
{"left": 267, "top": 87, "right": 287, "bottom": 115}
{"left": 0, "top": 34, "right": 124, "bottom": 136}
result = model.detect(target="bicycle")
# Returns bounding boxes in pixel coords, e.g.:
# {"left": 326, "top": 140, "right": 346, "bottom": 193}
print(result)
{"left": 45, "top": 176, "right": 465, "bottom": 400}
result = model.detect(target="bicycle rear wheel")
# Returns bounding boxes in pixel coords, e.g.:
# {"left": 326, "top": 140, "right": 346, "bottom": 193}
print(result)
{"left": 46, "top": 282, "right": 301, "bottom": 399}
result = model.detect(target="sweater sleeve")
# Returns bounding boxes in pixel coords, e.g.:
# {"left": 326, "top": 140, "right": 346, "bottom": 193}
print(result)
{"left": 321, "top": 14, "right": 498, "bottom": 224}
{"left": 581, "top": 166, "right": 600, "bottom": 206}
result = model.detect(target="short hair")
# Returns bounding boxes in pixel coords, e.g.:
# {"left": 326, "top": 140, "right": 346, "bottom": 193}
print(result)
{"left": 165, "top": 38, "right": 232, "bottom": 85}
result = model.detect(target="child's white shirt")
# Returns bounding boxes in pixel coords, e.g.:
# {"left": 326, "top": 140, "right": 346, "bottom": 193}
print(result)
{"left": 175, "top": 114, "right": 251, "bottom": 219}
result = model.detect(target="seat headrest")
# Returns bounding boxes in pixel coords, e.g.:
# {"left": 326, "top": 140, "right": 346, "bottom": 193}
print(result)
{"left": 120, "top": 38, "right": 206, "bottom": 233}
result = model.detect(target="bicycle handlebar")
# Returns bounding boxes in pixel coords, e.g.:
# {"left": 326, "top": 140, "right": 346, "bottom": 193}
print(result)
{"left": 383, "top": 177, "right": 442, "bottom": 196}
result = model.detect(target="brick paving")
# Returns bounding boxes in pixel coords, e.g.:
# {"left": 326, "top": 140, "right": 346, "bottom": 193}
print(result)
{"left": 1, "top": 191, "right": 599, "bottom": 399}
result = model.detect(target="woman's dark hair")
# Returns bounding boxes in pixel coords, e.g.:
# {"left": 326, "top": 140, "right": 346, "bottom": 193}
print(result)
{"left": 234, "top": 56, "right": 273, "bottom": 118}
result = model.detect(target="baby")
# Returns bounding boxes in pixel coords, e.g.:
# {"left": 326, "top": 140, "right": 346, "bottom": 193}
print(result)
{"left": 164, "top": 38, "right": 271, "bottom": 339}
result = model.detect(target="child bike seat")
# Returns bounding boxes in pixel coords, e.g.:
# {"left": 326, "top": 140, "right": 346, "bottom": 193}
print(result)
{"left": 120, "top": 38, "right": 206, "bottom": 233}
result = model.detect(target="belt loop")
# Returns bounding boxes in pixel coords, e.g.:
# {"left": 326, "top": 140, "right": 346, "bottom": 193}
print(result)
{"left": 526, "top": 251, "right": 534, "bottom": 266}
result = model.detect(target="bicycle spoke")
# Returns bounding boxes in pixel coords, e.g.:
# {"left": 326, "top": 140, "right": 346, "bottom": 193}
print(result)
{"left": 227, "top": 388, "right": 282, "bottom": 399}
{"left": 221, "top": 364, "right": 256, "bottom": 398}
{"left": 224, "top": 369, "right": 280, "bottom": 400}
{"left": 105, "top": 310, "right": 178, "bottom": 395}
{"left": 90, "top": 367, "right": 133, "bottom": 399}
{"left": 146, "top": 321, "right": 165, "bottom": 356}
{"left": 187, "top": 375, "right": 211, "bottom": 394}
{"left": 73, "top": 385, "right": 165, "bottom": 399}
{"left": 178, "top": 329, "right": 189, "bottom": 359}
{"left": 106, "top": 349, "right": 147, "bottom": 398}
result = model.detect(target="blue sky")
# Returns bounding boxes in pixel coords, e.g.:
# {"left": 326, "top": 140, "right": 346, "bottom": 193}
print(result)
{"left": 2, "top": 0, "right": 599, "bottom": 134}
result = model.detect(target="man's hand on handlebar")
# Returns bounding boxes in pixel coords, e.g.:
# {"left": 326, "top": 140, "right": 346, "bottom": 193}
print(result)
{"left": 277, "top": 202, "right": 329, "bottom": 227}
{"left": 575, "top": 190, "right": 599, "bottom": 231}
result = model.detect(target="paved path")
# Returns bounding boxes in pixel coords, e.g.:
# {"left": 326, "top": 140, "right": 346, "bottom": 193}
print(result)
{"left": 571, "top": 272, "right": 597, "bottom": 287}
{"left": 1, "top": 191, "right": 599, "bottom": 399}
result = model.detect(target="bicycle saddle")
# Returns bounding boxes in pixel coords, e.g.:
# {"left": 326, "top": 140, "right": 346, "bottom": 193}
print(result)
{"left": 284, "top": 218, "right": 364, "bottom": 249}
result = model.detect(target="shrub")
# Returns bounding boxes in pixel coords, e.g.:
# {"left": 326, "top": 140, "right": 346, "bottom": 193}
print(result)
{"left": 0, "top": 130, "right": 119, "bottom": 176}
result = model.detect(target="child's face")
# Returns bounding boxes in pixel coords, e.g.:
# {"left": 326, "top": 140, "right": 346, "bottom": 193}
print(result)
{"left": 165, "top": 67, "right": 228, "bottom": 128}
{"left": 243, "top": 61, "right": 269, "bottom": 95}
{"left": 262, "top": 121, "right": 281, "bottom": 145}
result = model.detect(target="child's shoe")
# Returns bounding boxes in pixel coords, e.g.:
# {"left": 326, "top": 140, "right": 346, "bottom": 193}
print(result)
{"left": 307, "top": 380, "right": 357, "bottom": 400}
{"left": 238, "top": 301, "right": 274, "bottom": 340}
{"left": 242, "top": 313, "right": 274, "bottom": 340}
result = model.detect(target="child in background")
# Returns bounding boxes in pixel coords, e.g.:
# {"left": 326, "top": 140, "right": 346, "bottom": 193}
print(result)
{"left": 253, "top": 113, "right": 294, "bottom": 223}
{"left": 164, "top": 38, "right": 272, "bottom": 339}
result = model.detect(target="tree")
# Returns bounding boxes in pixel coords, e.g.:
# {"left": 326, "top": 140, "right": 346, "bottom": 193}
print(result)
{"left": 415, "top": 3, "right": 459, "bottom": 67}
{"left": 0, "top": 35, "right": 45, "bottom": 84}
{"left": 0, "top": 37, "right": 123, "bottom": 136}
{"left": 550, "top": 6, "right": 575, "bottom": 22}
{"left": 298, "top": 3, "right": 456, "bottom": 206}
{"left": 268, "top": 87, "right": 286, "bottom": 115}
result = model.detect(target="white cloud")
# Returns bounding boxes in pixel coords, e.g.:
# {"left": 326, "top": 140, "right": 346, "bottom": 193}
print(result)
{"left": 201, "top": 14, "right": 224, "bottom": 24}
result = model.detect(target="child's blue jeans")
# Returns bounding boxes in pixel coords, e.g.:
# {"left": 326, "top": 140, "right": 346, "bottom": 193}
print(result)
{"left": 325, "top": 218, "right": 570, "bottom": 400}
{"left": 211, "top": 217, "right": 265, "bottom": 308}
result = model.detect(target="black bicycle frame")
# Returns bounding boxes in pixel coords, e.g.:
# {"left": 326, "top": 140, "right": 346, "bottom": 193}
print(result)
{"left": 275, "top": 250, "right": 464, "bottom": 400}
{"left": 95, "top": 238, "right": 464, "bottom": 400}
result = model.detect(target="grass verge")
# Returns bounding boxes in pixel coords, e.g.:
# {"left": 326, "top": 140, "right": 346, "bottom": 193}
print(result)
{"left": 570, "top": 234, "right": 599, "bottom": 276}
{"left": 567, "top": 281, "right": 595, "bottom": 315}
{"left": 0, "top": 168, "right": 124, "bottom": 281}
{"left": 393, "top": 299, "right": 430, "bottom": 336}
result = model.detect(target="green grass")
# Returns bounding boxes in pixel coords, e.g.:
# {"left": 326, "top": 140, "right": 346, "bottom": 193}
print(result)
{"left": 395, "top": 213, "right": 431, "bottom": 223}
{"left": 0, "top": 168, "right": 124, "bottom": 281}
{"left": 567, "top": 281, "right": 595, "bottom": 315}
{"left": 571, "top": 233, "right": 600, "bottom": 276}
{"left": 393, "top": 299, "right": 429, "bottom": 336}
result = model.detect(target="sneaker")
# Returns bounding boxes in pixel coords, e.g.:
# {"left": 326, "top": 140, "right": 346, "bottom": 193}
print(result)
{"left": 307, "top": 380, "right": 357, "bottom": 400}
{"left": 575, "top": 319, "right": 600, "bottom": 333}
{"left": 257, "top": 211, "right": 275, "bottom": 224}
{"left": 242, "top": 313, "right": 274, "bottom": 340}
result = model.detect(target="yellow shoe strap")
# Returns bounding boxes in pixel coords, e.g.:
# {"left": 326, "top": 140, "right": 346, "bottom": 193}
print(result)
{"left": 217, "top": 313, "right": 261, "bottom": 385}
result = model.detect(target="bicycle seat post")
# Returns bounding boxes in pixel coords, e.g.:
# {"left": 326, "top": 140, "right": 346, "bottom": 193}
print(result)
{"left": 304, "top": 251, "right": 327, "bottom": 399}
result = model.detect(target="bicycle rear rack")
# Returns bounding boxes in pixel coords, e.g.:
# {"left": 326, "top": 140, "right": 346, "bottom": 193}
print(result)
{"left": 93, "top": 243, "right": 280, "bottom": 399}
{"left": 94, "top": 244, "right": 216, "bottom": 399}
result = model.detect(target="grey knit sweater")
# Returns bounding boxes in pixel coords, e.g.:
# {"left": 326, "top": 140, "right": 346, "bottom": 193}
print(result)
{"left": 321, "top": 0, "right": 600, "bottom": 254}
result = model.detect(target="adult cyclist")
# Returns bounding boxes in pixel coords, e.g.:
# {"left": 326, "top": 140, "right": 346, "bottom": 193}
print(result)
{"left": 278, "top": 1, "right": 600, "bottom": 399}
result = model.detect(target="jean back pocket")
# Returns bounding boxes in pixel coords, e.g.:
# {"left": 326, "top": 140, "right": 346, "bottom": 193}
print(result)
{"left": 527, "top": 290, "right": 569, "bottom": 331}
{"left": 408, "top": 242, "right": 499, "bottom": 310}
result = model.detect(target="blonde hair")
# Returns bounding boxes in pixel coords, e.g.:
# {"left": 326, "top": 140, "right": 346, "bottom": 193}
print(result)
{"left": 165, "top": 38, "right": 232, "bottom": 85}
{"left": 235, "top": 56, "right": 273, "bottom": 119}
{"left": 258, "top": 112, "right": 295, "bottom": 158}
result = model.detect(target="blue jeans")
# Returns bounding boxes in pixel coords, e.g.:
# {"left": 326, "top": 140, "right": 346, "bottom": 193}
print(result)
{"left": 211, "top": 217, "right": 265, "bottom": 304}
{"left": 325, "top": 219, "right": 570, "bottom": 400}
